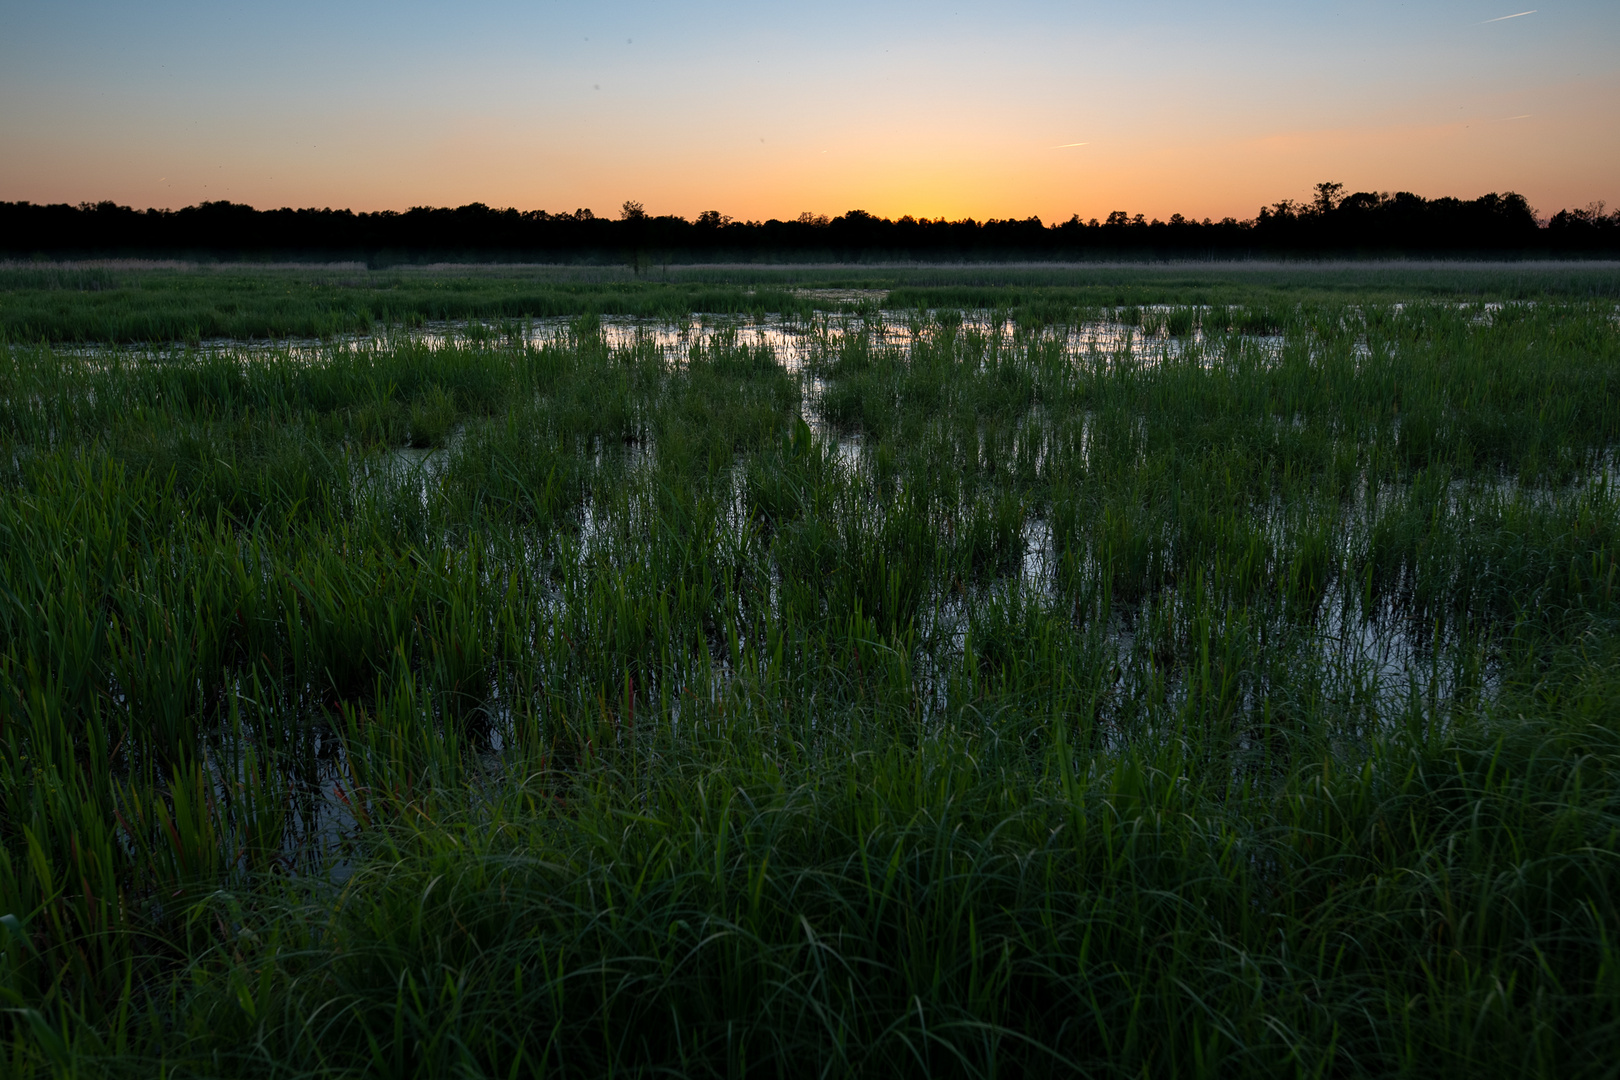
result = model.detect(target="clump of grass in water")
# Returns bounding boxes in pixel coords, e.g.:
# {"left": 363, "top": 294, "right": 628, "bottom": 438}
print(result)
{"left": 0, "top": 292, "right": 1617, "bottom": 1077}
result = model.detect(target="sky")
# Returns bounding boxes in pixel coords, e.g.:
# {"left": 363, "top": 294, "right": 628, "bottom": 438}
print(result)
{"left": 1, "top": 1, "right": 1616, "bottom": 223}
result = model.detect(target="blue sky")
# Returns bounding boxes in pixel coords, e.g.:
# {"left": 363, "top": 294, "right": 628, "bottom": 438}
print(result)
{"left": 2, "top": 1, "right": 1614, "bottom": 220}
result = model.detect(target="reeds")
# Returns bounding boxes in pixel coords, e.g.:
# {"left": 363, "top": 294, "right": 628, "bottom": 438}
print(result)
{"left": 0, "top": 291, "right": 1616, "bottom": 1076}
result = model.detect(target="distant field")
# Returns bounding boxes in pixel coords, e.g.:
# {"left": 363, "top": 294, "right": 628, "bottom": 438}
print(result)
{"left": 3, "top": 259, "right": 1620, "bottom": 342}
{"left": 1, "top": 268, "right": 1618, "bottom": 1077}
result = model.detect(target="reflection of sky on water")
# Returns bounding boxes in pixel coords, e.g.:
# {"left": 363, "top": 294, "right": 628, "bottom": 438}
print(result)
{"left": 61, "top": 306, "right": 1286, "bottom": 374}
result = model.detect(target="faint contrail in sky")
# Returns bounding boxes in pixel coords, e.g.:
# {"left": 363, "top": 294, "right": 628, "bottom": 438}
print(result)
{"left": 1051, "top": 142, "right": 1090, "bottom": 148}
{"left": 1483, "top": 10, "right": 1536, "bottom": 22}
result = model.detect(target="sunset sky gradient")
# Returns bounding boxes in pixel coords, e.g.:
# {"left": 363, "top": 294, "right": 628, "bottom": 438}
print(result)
{"left": 2, "top": 0, "right": 1616, "bottom": 223}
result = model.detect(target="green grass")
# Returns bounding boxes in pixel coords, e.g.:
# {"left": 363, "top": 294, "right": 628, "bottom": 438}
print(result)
{"left": 0, "top": 266, "right": 821, "bottom": 343}
{"left": 3, "top": 260, "right": 1619, "bottom": 343}
{"left": 0, "top": 275, "right": 1618, "bottom": 1077}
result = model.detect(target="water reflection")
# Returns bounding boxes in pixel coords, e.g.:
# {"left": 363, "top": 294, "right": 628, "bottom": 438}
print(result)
{"left": 57, "top": 305, "right": 1285, "bottom": 373}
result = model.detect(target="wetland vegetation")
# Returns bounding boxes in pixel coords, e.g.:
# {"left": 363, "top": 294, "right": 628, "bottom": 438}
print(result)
{"left": 1, "top": 266, "right": 1618, "bottom": 1077}
{"left": 5, "top": 259, "right": 1619, "bottom": 344}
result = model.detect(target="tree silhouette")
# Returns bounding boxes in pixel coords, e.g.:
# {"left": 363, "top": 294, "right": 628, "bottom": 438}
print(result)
{"left": 1313, "top": 182, "right": 1346, "bottom": 215}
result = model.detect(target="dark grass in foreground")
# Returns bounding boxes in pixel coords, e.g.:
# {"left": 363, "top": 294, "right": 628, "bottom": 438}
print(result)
{"left": 0, "top": 294, "right": 1618, "bottom": 1076}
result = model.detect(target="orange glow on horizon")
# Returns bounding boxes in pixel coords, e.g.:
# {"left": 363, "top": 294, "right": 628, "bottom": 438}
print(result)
{"left": 3, "top": 5, "right": 1615, "bottom": 226}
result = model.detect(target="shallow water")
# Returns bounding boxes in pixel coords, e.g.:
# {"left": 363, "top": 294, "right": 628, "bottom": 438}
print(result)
{"left": 55, "top": 305, "right": 1281, "bottom": 370}
{"left": 40, "top": 304, "right": 1574, "bottom": 877}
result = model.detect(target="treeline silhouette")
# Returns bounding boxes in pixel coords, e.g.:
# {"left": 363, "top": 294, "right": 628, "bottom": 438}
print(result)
{"left": 3, "top": 185, "right": 1617, "bottom": 261}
